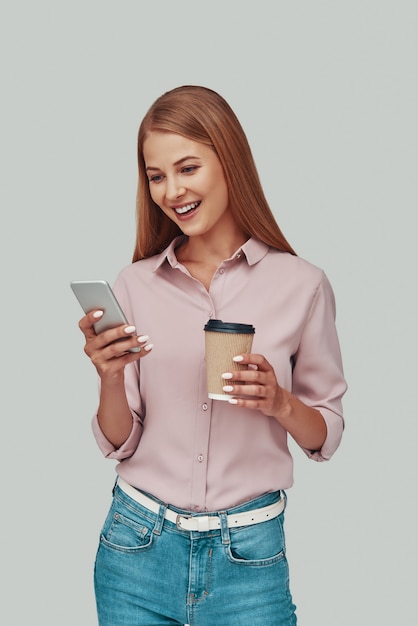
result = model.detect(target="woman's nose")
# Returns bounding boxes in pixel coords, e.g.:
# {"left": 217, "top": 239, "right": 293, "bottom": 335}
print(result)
{"left": 165, "top": 176, "right": 186, "bottom": 201}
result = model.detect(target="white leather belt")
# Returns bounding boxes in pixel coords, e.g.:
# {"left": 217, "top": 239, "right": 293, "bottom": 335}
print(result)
{"left": 117, "top": 478, "right": 285, "bottom": 532}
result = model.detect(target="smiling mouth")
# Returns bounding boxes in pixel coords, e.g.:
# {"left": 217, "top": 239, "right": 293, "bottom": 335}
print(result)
{"left": 174, "top": 201, "right": 201, "bottom": 215}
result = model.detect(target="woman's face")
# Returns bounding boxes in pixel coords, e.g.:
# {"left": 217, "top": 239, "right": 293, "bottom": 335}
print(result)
{"left": 143, "top": 132, "right": 235, "bottom": 240}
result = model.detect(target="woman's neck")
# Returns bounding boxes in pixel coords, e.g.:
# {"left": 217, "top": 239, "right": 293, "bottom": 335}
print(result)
{"left": 175, "top": 231, "right": 248, "bottom": 291}
{"left": 177, "top": 231, "right": 248, "bottom": 266}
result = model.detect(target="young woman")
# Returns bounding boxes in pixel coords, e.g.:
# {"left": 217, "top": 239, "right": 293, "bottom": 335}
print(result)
{"left": 78, "top": 85, "right": 347, "bottom": 625}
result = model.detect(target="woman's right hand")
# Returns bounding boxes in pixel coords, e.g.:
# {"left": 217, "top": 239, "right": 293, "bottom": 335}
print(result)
{"left": 78, "top": 310, "right": 153, "bottom": 381}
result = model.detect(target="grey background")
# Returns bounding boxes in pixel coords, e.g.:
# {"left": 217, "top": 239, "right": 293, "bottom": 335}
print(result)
{"left": 1, "top": 1, "right": 416, "bottom": 624}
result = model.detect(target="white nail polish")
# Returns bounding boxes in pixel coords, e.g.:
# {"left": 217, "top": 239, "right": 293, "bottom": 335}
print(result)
{"left": 221, "top": 372, "right": 233, "bottom": 379}
{"left": 223, "top": 385, "right": 234, "bottom": 392}
{"left": 137, "top": 335, "right": 150, "bottom": 342}
{"left": 93, "top": 310, "right": 104, "bottom": 318}
{"left": 233, "top": 355, "right": 244, "bottom": 362}
{"left": 144, "top": 343, "right": 154, "bottom": 351}
{"left": 124, "top": 326, "right": 136, "bottom": 334}
{"left": 228, "top": 398, "right": 238, "bottom": 404}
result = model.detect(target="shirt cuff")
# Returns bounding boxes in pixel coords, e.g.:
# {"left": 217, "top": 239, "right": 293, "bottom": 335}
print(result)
{"left": 91, "top": 411, "right": 143, "bottom": 460}
{"left": 302, "top": 408, "right": 344, "bottom": 462}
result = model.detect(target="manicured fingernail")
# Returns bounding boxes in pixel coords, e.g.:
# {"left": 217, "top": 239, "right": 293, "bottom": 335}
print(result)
{"left": 223, "top": 385, "right": 234, "bottom": 392}
{"left": 221, "top": 372, "right": 233, "bottom": 379}
{"left": 93, "top": 310, "right": 104, "bottom": 318}
{"left": 137, "top": 335, "right": 149, "bottom": 342}
{"left": 233, "top": 355, "right": 244, "bottom": 362}
{"left": 144, "top": 343, "right": 154, "bottom": 351}
{"left": 124, "top": 326, "right": 136, "bottom": 334}
{"left": 228, "top": 398, "right": 238, "bottom": 404}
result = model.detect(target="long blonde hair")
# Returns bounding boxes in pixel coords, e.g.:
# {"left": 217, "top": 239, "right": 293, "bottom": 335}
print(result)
{"left": 132, "top": 85, "right": 296, "bottom": 261}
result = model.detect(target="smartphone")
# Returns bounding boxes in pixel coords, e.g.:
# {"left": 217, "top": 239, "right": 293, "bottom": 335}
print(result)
{"left": 70, "top": 279, "right": 141, "bottom": 352}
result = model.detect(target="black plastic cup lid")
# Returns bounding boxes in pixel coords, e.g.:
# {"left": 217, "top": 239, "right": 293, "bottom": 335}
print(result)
{"left": 204, "top": 319, "right": 255, "bottom": 334}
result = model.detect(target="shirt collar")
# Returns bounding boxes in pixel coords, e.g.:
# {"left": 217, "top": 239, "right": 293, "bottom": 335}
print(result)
{"left": 240, "top": 238, "right": 270, "bottom": 265}
{"left": 151, "top": 236, "right": 187, "bottom": 271}
{"left": 151, "top": 236, "right": 270, "bottom": 272}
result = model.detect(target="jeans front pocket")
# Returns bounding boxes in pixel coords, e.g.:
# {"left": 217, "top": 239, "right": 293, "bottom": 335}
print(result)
{"left": 99, "top": 496, "right": 155, "bottom": 553}
{"left": 225, "top": 514, "right": 286, "bottom": 566}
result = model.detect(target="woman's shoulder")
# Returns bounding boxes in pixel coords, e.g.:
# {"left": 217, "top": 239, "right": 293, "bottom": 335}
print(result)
{"left": 116, "top": 236, "right": 184, "bottom": 284}
{"left": 263, "top": 249, "right": 336, "bottom": 309}
{"left": 266, "top": 246, "right": 326, "bottom": 283}
{"left": 114, "top": 255, "right": 160, "bottom": 285}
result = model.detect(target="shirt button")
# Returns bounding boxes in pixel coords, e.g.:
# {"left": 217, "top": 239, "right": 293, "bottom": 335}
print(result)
{"left": 197, "top": 454, "right": 204, "bottom": 462}
{"left": 202, "top": 403, "right": 208, "bottom": 411}
{"left": 219, "top": 268, "right": 225, "bottom": 274}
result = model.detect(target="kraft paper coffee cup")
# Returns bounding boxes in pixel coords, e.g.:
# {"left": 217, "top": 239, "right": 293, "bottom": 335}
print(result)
{"left": 204, "top": 319, "right": 255, "bottom": 401}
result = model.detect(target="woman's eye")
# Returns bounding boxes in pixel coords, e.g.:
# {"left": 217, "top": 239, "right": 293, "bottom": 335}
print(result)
{"left": 149, "top": 174, "right": 163, "bottom": 183}
{"left": 182, "top": 165, "right": 197, "bottom": 174}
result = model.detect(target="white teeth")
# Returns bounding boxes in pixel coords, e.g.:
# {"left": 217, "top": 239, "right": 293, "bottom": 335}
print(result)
{"left": 175, "top": 201, "right": 199, "bottom": 215}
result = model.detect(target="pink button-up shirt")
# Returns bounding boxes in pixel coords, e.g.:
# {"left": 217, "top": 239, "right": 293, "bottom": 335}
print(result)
{"left": 92, "top": 237, "right": 347, "bottom": 511}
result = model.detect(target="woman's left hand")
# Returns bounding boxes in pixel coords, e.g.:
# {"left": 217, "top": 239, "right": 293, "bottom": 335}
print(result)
{"left": 221, "top": 353, "right": 288, "bottom": 419}
{"left": 222, "top": 353, "right": 327, "bottom": 451}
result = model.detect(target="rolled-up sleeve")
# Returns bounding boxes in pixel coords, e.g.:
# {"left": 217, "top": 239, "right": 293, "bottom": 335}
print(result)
{"left": 92, "top": 407, "right": 143, "bottom": 459}
{"left": 292, "top": 271, "right": 347, "bottom": 461}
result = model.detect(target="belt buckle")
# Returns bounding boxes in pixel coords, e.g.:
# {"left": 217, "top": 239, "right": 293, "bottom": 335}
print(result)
{"left": 176, "top": 513, "right": 192, "bottom": 530}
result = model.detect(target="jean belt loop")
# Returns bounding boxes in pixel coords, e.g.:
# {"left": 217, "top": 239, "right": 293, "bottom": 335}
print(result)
{"left": 282, "top": 490, "right": 287, "bottom": 510}
{"left": 219, "top": 511, "right": 230, "bottom": 546}
{"left": 153, "top": 503, "right": 167, "bottom": 536}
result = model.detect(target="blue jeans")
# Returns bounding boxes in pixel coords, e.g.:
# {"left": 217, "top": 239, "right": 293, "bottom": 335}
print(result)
{"left": 94, "top": 484, "right": 297, "bottom": 625}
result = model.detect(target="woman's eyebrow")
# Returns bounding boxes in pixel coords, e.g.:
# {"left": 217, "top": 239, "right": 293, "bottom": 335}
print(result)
{"left": 173, "top": 155, "right": 200, "bottom": 166}
{"left": 146, "top": 155, "right": 201, "bottom": 172}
